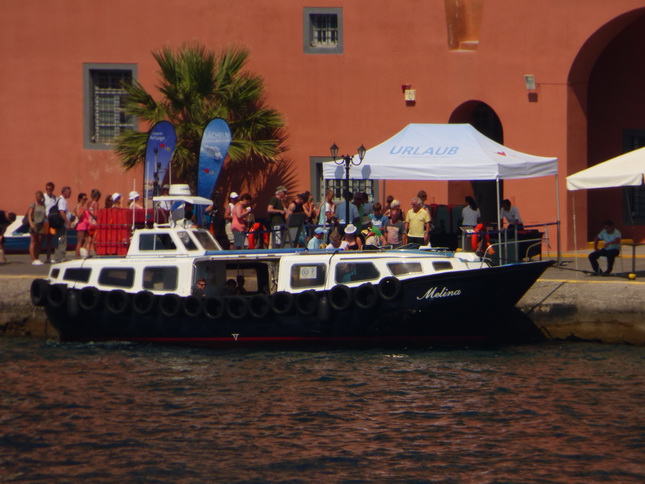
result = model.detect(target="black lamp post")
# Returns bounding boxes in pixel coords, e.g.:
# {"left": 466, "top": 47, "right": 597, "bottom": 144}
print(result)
{"left": 330, "top": 142, "right": 366, "bottom": 226}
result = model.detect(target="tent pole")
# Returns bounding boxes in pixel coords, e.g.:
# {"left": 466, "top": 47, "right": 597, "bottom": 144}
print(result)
{"left": 496, "top": 176, "right": 502, "bottom": 264}
{"left": 573, "top": 192, "right": 578, "bottom": 273}
{"left": 555, "top": 174, "right": 561, "bottom": 265}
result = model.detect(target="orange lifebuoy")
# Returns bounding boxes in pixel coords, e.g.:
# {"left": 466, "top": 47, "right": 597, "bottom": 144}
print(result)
{"left": 248, "top": 223, "right": 269, "bottom": 249}
{"left": 471, "top": 223, "right": 492, "bottom": 254}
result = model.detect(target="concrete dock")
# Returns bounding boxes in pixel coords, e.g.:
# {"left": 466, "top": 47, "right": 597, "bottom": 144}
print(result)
{"left": 1, "top": 249, "right": 644, "bottom": 344}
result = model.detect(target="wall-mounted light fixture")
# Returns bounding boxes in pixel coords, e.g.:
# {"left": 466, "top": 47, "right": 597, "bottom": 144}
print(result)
{"left": 524, "top": 75, "right": 536, "bottom": 90}
{"left": 402, "top": 84, "right": 416, "bottom": 105}
{"left": 524, "top": 75, "right": 538, "bottom": 102}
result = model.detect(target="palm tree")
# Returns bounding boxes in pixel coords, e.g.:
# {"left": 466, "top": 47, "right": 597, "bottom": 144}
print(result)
{"left": 113, "top": 42, "right": 287, "bottom": 194}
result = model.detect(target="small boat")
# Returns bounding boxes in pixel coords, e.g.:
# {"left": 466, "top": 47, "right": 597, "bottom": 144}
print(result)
{"left": 4, "top": 216, "right": 77, "bottom": 254}
{"left": 31, "top": 217, "right": 552, "bottom": 347}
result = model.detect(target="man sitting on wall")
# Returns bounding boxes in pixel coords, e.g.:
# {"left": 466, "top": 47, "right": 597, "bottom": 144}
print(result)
{"left": 588, "top": 219, "right": 621, "bottom": 276}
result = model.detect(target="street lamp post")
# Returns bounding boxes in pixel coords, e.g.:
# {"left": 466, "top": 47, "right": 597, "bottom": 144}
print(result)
{"left": 330, "top": 143, "right": 366, "bottom": 226}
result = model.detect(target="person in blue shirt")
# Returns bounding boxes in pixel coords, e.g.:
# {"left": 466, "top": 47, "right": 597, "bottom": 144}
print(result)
{"left": 307, "top": 227, "right": 326, "bottom": 250}
{"left": 589, "top": 220, "right": 621, "bottom": 275}
{"left": 369, "top": 202, "right": 388, "bottom": 229}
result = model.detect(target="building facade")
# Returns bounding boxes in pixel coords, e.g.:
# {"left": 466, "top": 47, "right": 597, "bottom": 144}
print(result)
{"left": 3, "top": 1, "right": 645, "bottom": 249}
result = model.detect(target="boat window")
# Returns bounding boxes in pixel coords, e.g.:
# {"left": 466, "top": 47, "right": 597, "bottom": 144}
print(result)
{"left": 291, "top": 264, "right": 327, "bottom": 289}
{"left": 98, "top": 267, "right": 135, "bottom": 288}
{"left": 138, "top": 233, "right": 177, "bottom": 251}
{"left": 177, "top": 231, "right": 199, "bottom": 251}
{"left": 143, "top": 266, "right": 178, "bottom": 291}
{"left": 50, "top": 268, "right": 60, "bottom": 279}
{"left": 432, "top": 261, "right": 453, "bottom": 271}
{"left": 193, "top": 231, "right": 219, "bottom": 250}
{"left": 387, "top": 262, "right": 423, "bottom": 276}
{"left": 63, "top": 268, "right": 91, "bottom": 283}
{"left": 335, "top": 262, "right": 380, "bottom": 284}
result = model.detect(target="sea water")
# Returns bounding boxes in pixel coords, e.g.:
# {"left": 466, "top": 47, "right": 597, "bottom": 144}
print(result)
{"left": 1, "top": 338, "right": 643, "bottom": 483}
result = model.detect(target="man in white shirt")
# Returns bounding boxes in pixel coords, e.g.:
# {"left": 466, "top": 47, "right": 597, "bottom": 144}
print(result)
{"left": 500, "top": 199, "right": 523, "bottom": 230}
{"left": 43, "top": 182, "right": 57, "bottom": 262}
{"left": 54, "top": 186, "right": 72, "bottom": 263}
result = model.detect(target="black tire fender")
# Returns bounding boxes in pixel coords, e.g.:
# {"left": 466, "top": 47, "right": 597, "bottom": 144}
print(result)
{"left": 203, "top": 296, "right": 225, "bottom": 319}
{"left": 271, "top": 291, "right": 295, "bottom": 316}
{"left": 248, "top": 294, "right": 271, "bottom": 319}
{"left": 47, "top": 283, "right": 68, "bottom": 309}
{"left": 329, "top": 284, "right": 352, "bottom": 311}
{"left": 105, "top": 289, "right": 130, "bottom": 315}
{"left": 67, "top": 290, "right": 79, "bottom": 319}
{"left": 132, "top": 290, "right": 156, "bottom": 315}
{"left": 159, "top": 293, "right": 182, "bottom": 318}
{"left": 226, "top": 296, "right": 249, "bottom": 320}
{"left": 30, "top": 279, "right": 49, "bottom": 306}
{"left": 78, "top": 286, "right": 101, "bottom": 311}
{"left": 355, "top": 282, "right": 378, "bottom": 310}
{"left": 295, "top": 290, "right": 319, "bottom": 316}
{"left": 377, "top": 276, "right": 402, "bottom": 301}
{"left": 182, "top": 295, "right": 204, "bottom": 318}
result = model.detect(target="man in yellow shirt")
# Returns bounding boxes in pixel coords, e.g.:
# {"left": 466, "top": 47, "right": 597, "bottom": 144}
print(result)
{"left": 405, "top": 197, "right": 431, "bottom": 246}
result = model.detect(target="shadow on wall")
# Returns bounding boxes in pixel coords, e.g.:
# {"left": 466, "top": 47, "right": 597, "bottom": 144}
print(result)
{"left": 216, "top": 155, "right": 299, "bottom": 216}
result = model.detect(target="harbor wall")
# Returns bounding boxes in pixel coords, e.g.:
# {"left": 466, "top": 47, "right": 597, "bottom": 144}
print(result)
{"left": 1, "top": 276, "right": 644, "bottom": 345}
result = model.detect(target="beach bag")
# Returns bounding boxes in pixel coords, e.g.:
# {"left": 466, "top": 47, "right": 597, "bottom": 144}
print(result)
{"left": 48, "top": 198, "right": 64, "bottom": 229}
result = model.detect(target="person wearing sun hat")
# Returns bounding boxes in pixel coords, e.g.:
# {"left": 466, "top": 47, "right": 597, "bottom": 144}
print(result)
{"left": 111, "top": 192, "right": 122, "bottom": 208}
{"left": 128, "top": 190, "right": 143, "bottom": 209}
{"left": 342, "top": 223, "right": 362, "bottom": 250}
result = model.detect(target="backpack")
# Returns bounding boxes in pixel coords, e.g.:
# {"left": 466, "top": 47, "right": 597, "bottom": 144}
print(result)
{"left": 47, "top": 197, "right": 64, "bottom": 229}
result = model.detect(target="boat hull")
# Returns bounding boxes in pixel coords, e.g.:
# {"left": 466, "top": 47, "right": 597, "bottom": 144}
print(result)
{"left": 39, "top": 260, "right": 552, "bottom": 347}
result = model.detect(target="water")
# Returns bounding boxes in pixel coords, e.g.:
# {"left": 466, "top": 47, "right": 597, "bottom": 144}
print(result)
{"left": 1, "top": 338, "right": 643, "bottom": 483}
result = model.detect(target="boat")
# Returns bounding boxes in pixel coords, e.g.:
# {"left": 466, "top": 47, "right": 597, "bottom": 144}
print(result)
{"left": 3, "top": 216, "right": 77, "bottom": 254}
{"left": 30, "top": 215, "right": 552, "bottom": 347}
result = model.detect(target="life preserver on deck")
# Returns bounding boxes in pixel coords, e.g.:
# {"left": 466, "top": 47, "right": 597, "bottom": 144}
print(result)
{"left": 377, "top": 277, "right": 402, "bottom": 302}
{"left": 182, "top": 295, "right": 204, "bottom": 318}
{"left": 329, "top": 284, "right": 352, "bottom": 311}
{"left": 354, "top": 282, "right": 378, "bottom": 310}
{"left": 132, "top": 290, "right": 155, "bottom": 315}
{"left": 78, "top": 286, "right": 101, "bottom": 311}
{"left": 105, "top": 289, "right": 130, "bottom": 315}
{"left": 226, "top": 296, "right": 249, "bottom": 320}
{"left": 471, "top": 223, "right": 492, "bottom": 254}
{"left": 248, "top": 294, "right": 271, "bottom": 318}
{"left": 247, "top": 223, "right": 270, "bottom": 249}
{"left": 295, "top": 290, "right": 319, "bottom": 316}
{"left": 47, "top": 284, "right": 68, "bottom": 309}
{"left": 159, "top": 293, "right": 182, "bottom": 318}
{"left": 203, "top": 296, "right": 225, "bottom": 319}
{"left": 271, "top": 291, "right": 295, "bottom": 315}
{"left": 30, "top": 279, "right": 49, "bottom": 306}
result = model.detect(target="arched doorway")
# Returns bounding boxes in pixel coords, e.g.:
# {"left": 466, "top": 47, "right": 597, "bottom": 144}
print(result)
{"left": 449, "top": 101, "right": 503, "bottom": 223}
{"left": 568, "top": 9, "right": 645, "bottom": 246}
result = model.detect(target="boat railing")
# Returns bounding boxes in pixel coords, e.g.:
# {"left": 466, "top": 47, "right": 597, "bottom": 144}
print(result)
{"left": 483, "top": 235, "right": 545, "bottom": 266}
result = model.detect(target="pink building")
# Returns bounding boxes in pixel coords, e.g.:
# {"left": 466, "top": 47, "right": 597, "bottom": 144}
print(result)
{"left": 3, "top": 1, "right": 645, "bottom": 249}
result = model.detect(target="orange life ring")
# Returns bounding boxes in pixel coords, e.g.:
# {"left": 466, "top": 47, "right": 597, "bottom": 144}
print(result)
{"left": 247, "top": 223, "right": 269, "bottom": 249}
{"left": 471, "top": 223, "right": 492, "bottom": 254}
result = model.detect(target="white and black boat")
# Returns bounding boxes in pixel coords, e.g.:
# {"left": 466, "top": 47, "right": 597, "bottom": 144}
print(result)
{"left": 31, "top": 219, "right": 552, "bottom": 346}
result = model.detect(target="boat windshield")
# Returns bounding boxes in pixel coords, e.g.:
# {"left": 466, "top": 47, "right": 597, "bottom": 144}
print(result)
{"left": 192, "top": 230, "right": 220, "bottom": 250}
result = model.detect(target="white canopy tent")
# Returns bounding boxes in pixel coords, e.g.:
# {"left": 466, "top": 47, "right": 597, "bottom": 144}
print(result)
{"left": 323, "top": 123, "right": 560, "bottom": 259}
{"left": 566, "top": 147, "right": 645, "bottom": 273}
{"left": 322, "top": 124, "right": 558, "bottom": 181}
{"left": 566, "top": 146, "right": 645, "bottom": 190}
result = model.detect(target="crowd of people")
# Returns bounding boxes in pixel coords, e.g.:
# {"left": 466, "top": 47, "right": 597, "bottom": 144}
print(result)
{"left": 3, "top": 182, "right": 622, "bottom": 274}
{"left": 3, "top": 182, "right": 150, "bottom": 266}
